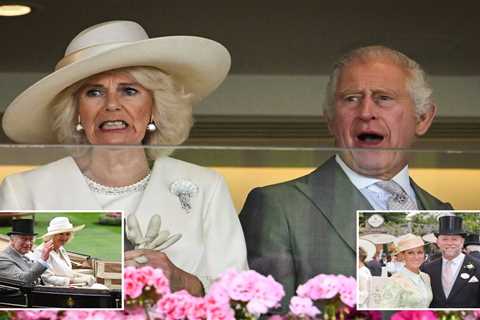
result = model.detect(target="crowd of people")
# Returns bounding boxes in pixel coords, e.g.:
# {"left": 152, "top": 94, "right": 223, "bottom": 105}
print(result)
{"left": 359, "top": 215, "right": 480, "bottom": 309}
{"left": 0, "top": 19, "right": 476, "bottom": 311}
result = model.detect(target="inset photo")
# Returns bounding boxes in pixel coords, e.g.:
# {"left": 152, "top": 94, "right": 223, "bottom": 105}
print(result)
{"left": 0, "top": 211, "right": 122, "bottom": 309}
{"left": 357, "top": 210, "right": 480, "bottom": 310}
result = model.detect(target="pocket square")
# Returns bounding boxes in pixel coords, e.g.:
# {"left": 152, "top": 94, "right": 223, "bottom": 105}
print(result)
{"left": 468, "top": 276, "right": 479, "bottom": 283}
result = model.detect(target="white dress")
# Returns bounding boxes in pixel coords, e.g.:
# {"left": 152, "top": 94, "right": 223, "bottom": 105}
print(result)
{"left": 379, "top": 266, "right": 433, "bottom": 308}
{"left": 358, "top": 265, "right": 372, "bottom": 308}
{"left": 28, "top": 243, "right": 92, "bottom": 287}
{"left": 0, "top": 156, "right": 248, "bottom": 290}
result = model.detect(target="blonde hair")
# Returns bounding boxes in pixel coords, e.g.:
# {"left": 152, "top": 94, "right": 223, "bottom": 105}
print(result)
{"left": 50, "top": 66, "right": 193, "bottom": 159}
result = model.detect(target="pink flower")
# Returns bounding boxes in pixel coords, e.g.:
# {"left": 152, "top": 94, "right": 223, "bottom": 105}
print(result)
{"left": 209, "top": 269, "right": 284, "bottom": 316}
{"left": 156, "top": 290, "right": 198, "bottom": 320}
{"left": 391, "top": 311, "right": 438, "bottom": 320}
{"left": 204, "top": 295, "right": 235, "bottom": 320}
{"left": 151, "top": 268, "right": 171, "bottom": 295}
{"left": 297, "top": 274, "right": 340, "bottom": 300}
{"left": 289, "top": 296, "right": 321, "bottom": 318}
{"left": 124, "top": 276, "right": 143, "bottom": 299}
{"left": 62, "top": 311, "right": 125, "bottom": 320}
{"left": 15, "top": 311, "right": 59, "bottom": 320}
{"left": 473, "top": 311, "right": 480, "bottom": 319}
{"left": 337, "top": 275, "right": 356, "bottom": 307}
{"left": 268, "top": 316, "right": 285, "bottom": 320}
{"left": 134, "top": 265, "right": 155, "bottom": 286}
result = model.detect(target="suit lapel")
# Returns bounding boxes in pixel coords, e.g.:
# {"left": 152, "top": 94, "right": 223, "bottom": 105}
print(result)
{"left": 448, "top": 256, "right": 475, "bottom": 300}
{"left": 294, "top": 157, "right": 372, "bottom": 252}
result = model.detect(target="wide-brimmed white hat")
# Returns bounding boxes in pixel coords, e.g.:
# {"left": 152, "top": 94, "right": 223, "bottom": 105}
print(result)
{"left": 358, "top": 239, "right": 376, "bottom": 261}
{"left": 2, "top": 20, "right": 231, "bottom": 143}
{"left": 360, "top": 233, "right": 396, "bottom": 244}
{"left": 41, "top": 217, "right": 85, "bottom": 239}
{"left": 393, "top": 233, "right": 425, "bottom": 255}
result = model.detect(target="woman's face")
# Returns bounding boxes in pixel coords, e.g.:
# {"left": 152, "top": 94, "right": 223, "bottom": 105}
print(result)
{"left": 52, "top": 232, "right": 72, "bottom": 249}
{"left": 77, "top": 72, "right": 154, "bottom": 145}
{"left": 400, "top": 246, "right": 425, "bottom": 272}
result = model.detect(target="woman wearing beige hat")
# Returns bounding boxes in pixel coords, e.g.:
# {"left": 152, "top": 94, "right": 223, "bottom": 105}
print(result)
{"left": 379, "top": 233, "right": 433, "bottom": 308}
{"left": 28, "top": 217, "right": 96, "bottom": 287}
{"left": 0, "top": 20, "right": 247, "bottom": 295}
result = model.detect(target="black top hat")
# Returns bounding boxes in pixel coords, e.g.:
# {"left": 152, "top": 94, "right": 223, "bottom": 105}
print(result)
{"left": 464, "top": 233, "right": 480, "bottom": 247}
{"left": 434, "top": 215, "right": 466, "bottom": 237}
{"left": 7, "top": 219, "right": 37, "bottom": 236}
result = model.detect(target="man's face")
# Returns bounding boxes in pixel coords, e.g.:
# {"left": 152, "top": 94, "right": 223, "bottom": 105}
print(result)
{"left": 436, "top": 235, "right": 464, "bottom": 260}
{"left": 10, "top": 235, "right": 35, "bottom": 254}
{"left": 327, "top": 58, "right": 435, "bottom": 179}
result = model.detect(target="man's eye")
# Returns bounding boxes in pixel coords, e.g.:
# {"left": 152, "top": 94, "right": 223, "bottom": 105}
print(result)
{"left": 345, "top": 95, "right": 360, "bottom": 102}
{"left": 378, "top": 95, "right": 392, "bottom": 101}
{"left": 85, "top": 88, "right": 103, "bottom": 97}
{"left": 124, "top": 87, "right": 138, "bottom": 96}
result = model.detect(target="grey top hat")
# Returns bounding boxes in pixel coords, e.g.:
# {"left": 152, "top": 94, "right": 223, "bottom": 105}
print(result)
{"left": 434, "top": 215, "right": 466, "bottom": 237}
{"left": 464, "top": 233, "right": 480, "bottom": 247}
{"left": 7, "top": 219, "right": 37, "bottom": 236}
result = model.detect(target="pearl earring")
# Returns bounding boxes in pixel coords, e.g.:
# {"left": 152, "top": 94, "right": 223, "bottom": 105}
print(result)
{"left": 147, "top": 119, "right": 157, "bottom": 132}
{"left": 76, "top": 115, "right": 84, "bottom": 132}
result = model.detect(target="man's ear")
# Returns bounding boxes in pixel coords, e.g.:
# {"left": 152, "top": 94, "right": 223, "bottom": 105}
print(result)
{"left": 415, "top": 104, "right": 437, "bottom": 136}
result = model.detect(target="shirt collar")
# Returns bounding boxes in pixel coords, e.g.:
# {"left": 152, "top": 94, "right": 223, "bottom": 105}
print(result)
{"left": 335, "top": 154, "right": 411, "bottom": 190}
{"left": 443, "top": 253, "right": 465, "bottom": 266}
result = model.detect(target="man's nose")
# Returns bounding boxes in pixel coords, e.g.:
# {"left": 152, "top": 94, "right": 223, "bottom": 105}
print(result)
{"left": 358, "top": 96, "right": 377, "bottom": 121}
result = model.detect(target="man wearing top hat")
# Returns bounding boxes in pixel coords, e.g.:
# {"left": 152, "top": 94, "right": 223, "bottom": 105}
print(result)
{"left": 464, "top": 233, "right": 480, "bottom": 261}
{"left": 422, "top": 215, "right": 480, "bottom": 308}
{"left": 0, "top": 219, "right": 54, "bottom": 285}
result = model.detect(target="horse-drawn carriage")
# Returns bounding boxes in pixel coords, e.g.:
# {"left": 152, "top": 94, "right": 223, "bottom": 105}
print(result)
{"left": 0, "top": 235, "right": 122, "bottom": 308}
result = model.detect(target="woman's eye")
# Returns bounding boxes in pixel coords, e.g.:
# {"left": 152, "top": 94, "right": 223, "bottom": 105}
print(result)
{"left": 124, "top": 87, "right": 138, "bottom": 96}
{"left": 85, "top": 88, "right": 103, "bottom": 97}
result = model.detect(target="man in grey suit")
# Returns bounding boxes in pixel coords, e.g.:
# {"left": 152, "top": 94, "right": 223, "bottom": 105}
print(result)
{"left": 0, "top": 219, "right": 54, "bottom": 285}
{"left": 240, "top": 45, "right": 453, "bottom": 311}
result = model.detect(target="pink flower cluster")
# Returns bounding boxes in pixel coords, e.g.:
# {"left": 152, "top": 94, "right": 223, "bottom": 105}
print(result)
{"left": 155, "top": 290, "right": 234, "bottom": 320}
{"left": 288, "top": 274, "right": 356, "bottom": 317}
{"left": 295, "top": 274, "right": 356, "bottom": 307}
{"left": 209, "top": 269, "right": 285, "bottom": 316}
{"left": 14, "top": 311, "right": 128, "bottom": 320}
{"left": 391, "top": 311, "right": 438, "bottom": 320}
{"left": 124, "top": 265, "right": 170, "bottom": 299}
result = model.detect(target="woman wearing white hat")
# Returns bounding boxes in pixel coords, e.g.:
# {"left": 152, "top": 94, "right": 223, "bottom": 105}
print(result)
{"left": 28, "top": 217, "right": 96, "bottom": 287}
{"left": 379, "top": 233, "right": 433, "bottom": 308}
{"left": 0, "top": 20, "right": 247, "bottom": 295}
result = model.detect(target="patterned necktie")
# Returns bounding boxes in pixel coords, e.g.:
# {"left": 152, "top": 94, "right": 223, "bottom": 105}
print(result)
{"left": 375, "top": 180, "right": 417, "bottom": 210}
{"left": 442, "top": 260, "right": 455, "bottom": 297}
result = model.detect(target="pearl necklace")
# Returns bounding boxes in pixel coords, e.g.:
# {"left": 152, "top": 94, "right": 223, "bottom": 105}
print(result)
{"left": 83, "top": 172, "right": 151, "bottom": 196}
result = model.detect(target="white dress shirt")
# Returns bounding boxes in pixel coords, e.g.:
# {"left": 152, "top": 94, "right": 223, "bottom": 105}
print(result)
{"left": 335, "top": 155, "right": 418, "bottom": 210}
{"left": 442, "top": 253, "right": 465, "bottom": 285}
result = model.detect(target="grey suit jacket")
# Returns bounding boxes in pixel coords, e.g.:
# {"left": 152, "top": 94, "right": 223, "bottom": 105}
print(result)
{"left": 0, "top": 246, "right": 47, "bottom": 285}
{"left": 239, "top": 157, "right": 453, "bottom": 311}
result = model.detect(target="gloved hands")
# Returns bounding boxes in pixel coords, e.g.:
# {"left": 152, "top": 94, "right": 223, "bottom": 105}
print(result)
{"left": 125, "top": 214, "right": 182, "bottom": 265}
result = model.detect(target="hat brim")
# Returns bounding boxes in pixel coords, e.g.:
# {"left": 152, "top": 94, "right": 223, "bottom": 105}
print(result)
{"left": 360, "top": 233, "right": 396, "bottom": 244}
{"left": 358, "top": 239, "right": 376, "bottom": 261}
{"left": 41, "top": 224, "right": 85, "bottom": 239}
{"left": 434, "top": 232, "right": 467, "bottom": 237}
{"left": 3, "top": 36, "right": 231, "bottom": 143}
{"left": 7, "top": 232, "right": 37, "bottom": 236}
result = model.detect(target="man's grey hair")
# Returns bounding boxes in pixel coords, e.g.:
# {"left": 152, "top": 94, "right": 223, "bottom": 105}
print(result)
{"left": 50, "top": 66, "right": 194, "bottom": 159}
{"left": 323, "top": 45, "right": 434, "bottom": 119}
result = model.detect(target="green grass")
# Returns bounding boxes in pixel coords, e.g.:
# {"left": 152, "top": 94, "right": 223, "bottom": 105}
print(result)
{"left": 0, "top": 212, "right": 121, "bottom": 261}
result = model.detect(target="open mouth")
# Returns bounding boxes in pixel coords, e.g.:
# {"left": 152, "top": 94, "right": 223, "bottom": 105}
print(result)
{"left": 356, "top": 132, "right": 384, "bottom": 145}
{"left": 99, "top": 120, "right": 129, "bottom": 130}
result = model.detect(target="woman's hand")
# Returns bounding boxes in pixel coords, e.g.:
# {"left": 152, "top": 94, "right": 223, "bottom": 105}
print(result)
{"left": 125, "top": 249, "right": 204, "bottom": 296}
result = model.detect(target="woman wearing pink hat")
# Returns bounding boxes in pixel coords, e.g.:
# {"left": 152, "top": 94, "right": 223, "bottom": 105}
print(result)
{"left": 379, "top": 233, "right": 432, "bottom": 308}
{"left": 0, "top": 20, "right": 247, "bottom": 295}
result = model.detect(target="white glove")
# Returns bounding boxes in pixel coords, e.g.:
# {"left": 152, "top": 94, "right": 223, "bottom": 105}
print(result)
{"left": 126, "top": 214, "right": 181, "bottom": 251}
